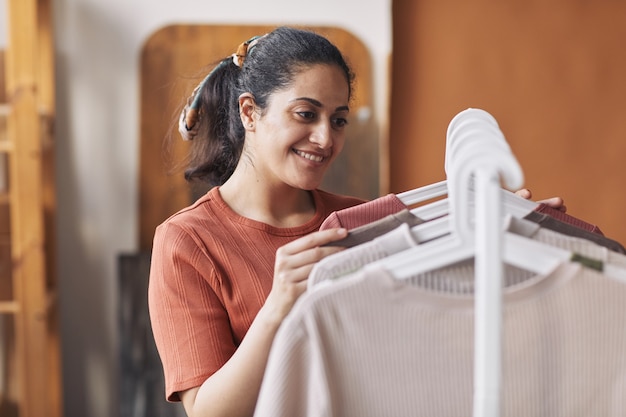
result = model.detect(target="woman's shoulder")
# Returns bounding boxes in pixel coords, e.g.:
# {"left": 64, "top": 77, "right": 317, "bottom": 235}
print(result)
{"left": 156, "top": 187, "right": 224, "bottom": 230}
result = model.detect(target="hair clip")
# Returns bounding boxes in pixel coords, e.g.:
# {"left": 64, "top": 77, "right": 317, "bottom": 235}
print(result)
{"left": 178, "top": 34, "right": 267, "bottom": 140}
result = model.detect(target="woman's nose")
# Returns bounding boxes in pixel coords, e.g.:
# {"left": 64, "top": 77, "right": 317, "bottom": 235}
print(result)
{"left": 310, "top": 122, "right": 333, "bottom": 149}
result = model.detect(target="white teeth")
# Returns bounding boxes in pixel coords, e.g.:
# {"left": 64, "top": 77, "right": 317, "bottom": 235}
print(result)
{"left": 295, "top": 150, "right": 324, "bottom": 162}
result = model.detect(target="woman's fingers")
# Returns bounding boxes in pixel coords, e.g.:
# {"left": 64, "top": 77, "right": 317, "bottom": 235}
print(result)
{"left": 514, "top": 188, "right": 532, "bottom": 199}
{"left": 515, "top": 188, "right": 567, "bottom": 212}
{"left": 267, "top": 229, "right": 349, "bottom": 320}
{"left": 279, "top": 228, "right": 348, "bottom": 255}
{"left": 537, "top": 196, "right": 567, "bottom": 212}
{"left": 275, "top": 229, "right": 347, "bottom": 284}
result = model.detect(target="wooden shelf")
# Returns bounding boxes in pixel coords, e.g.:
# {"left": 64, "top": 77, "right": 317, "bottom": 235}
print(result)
{"left": 0, "top": 300, "right": 19, "bottom": 314}
{"left": 0, "top": 104, "right": 10, "bottom": 152}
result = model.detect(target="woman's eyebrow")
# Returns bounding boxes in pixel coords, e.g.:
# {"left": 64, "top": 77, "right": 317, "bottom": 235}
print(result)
{"left": 290, "top": 97, "right": 349, "bottom": 112}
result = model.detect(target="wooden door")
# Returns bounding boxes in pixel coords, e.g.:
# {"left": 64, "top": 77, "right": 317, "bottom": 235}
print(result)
{"left": 391, "top": 0, "right": 626, "bottom": 245}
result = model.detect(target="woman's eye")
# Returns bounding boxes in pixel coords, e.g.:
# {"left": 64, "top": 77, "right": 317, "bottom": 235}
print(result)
{"left": 333, "top": 117, "right": 349, "bottom": 128}
{"left": 297, "top": 111, "right": 316, "bottom": 120}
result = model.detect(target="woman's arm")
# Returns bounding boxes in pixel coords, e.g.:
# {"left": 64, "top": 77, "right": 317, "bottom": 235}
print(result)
{"left": 179, "top": 303, "right": 284, "bottom": 417}
{"left": 179, "top": 227, "right": 349, "bottom": 417}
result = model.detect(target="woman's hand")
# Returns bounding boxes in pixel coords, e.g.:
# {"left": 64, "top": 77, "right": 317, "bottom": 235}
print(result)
{"left": 515, "top": 188, "right": 567, "bottom": 212}
{"left": 263, "top": 228, "right": 348, "bottom": 323}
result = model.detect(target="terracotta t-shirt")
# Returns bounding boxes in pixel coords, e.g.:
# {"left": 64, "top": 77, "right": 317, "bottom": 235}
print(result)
{"left": 147, "top": 186, "right": 364, "bottom": 401}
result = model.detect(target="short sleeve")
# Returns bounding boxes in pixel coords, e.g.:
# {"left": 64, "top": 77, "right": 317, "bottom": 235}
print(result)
{"left": 148, "top": 222, "right": 237, "bottom": 401}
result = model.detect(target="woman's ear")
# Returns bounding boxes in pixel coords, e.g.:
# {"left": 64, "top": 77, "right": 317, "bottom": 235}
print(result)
{"left": 239, "top": 93, "right": 256, "bottom": 130}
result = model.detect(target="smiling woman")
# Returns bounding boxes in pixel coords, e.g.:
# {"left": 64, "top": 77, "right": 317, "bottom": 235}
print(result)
{"left": 147, "top": 26, "right": 367, "bottom": 417}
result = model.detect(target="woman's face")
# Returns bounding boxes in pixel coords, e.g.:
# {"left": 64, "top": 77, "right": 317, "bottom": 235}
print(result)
{"left": 248, "top": 64, "right": 350, "bottom": 191}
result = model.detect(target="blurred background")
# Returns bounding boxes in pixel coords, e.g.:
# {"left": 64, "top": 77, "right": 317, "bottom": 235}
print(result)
{"left": 1, "top": 0, "right": 626, "bottom": 416}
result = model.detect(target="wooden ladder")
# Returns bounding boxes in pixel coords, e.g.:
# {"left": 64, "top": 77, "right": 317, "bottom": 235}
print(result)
{"left": 1, "top": 0, "right": 63, "bottom": 416}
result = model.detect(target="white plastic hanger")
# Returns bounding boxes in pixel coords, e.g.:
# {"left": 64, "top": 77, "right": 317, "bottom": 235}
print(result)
{"left": 446, "top": 109, "right": 537, "bottom": 219}
{"left": 398, "top": 108, "right": 538, "bottom": 222}
{"left": 396, "top": 179, "right": 448, "bottom": 207}
{"left": 405, "top": 114, "right": 536, "bottom": 242}
{"left": 377, "top": 140, "right": 564, "bottom": 279}
{"left": 395, "top": 107, "right": 502, "bottom": 210}
{"left": 382, "top": 108, "right": 582, "bottom": 282}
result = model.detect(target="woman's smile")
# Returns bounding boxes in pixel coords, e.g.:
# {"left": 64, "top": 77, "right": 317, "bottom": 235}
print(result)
{"left": 293, "top": 148, "right": 326, "bottom": 163}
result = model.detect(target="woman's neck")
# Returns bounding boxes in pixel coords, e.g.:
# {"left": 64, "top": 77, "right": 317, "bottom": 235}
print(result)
{"left": 218, "top": 176, "right": 316, "bottom": 228}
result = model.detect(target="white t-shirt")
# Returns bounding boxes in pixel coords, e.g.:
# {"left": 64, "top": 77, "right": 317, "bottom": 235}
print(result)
{"left": 257, "top": 250, "right": 626, "bottom": 416}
